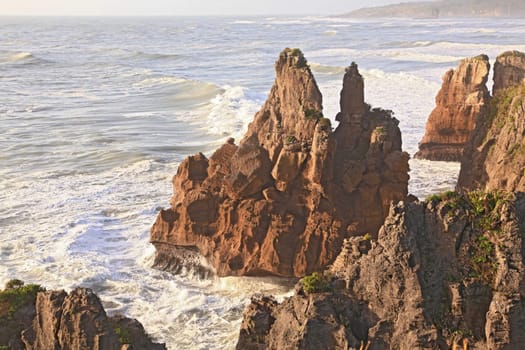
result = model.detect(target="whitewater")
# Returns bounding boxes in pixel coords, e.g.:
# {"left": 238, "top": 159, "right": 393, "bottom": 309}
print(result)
{"left": 1, "top": 15, "right": 525, "bottom": 349}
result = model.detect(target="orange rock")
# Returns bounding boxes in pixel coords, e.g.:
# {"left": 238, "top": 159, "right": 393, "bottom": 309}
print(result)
{"left": 415, "top": 55, "right": 490, "bottom": 161}
{"left": 150, "top": 49, "right": 409, "bottom": 277}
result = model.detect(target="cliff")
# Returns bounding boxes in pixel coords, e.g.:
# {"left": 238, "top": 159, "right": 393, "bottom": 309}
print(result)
{"left": 0, "top": 281, "right": 165, "bottom": 350}
{"left": 457, "top": 51, "right": 525, "bottom": 192}
{"left": 237, "top": 191, "right": 525, "bottom": 349}
{"left": 150, "top": 50, "right": 410, "bottom": 278}
{"left": 415, "top": 55, "right": 490, "bottom": 161}
{"left": 345, "top": 0, "right": 525, "bottom": 18}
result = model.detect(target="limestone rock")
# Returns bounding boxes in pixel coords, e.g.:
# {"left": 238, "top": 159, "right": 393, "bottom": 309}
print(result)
{"left": 493, "top": 51, "right": 525, "bottom": 93}
{"left": 457, "top": 77, "right": 525, "bottom": 192}
{"left": 0, "top": 284, "right": 164, "bottom": 350}
{"left": 150, "top": 49, "right": 409, "bottom": 277}
{"left": 415, "top": 55, "right": 490, "bottom": 161}
{"left": 237, "top": 192, "right": 525, "bottom": 349}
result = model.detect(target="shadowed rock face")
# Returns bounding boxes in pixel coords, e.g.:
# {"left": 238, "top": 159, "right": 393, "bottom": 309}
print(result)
{"left": 0, "top": 286, "right": 165, "bottom": 350}
{"left": 493, "top": 51, "right": 525, "bottom": 94}
{"left": 150, "top": 49, "right": 409, "bottom": 277}
{"left": 415, "top": 55, "right": 490, "bottom": 161}
{"left": 458, "top": 53, "right": 525, "bottom": 192}
{"left": 237, "top": 192, "right": 525, "bottom": 349}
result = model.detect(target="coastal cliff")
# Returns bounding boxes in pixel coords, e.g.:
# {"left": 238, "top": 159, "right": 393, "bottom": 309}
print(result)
{"left": 0, "top": 281, "right": 165, "bottom": 350}
{"left": 458, "top": 51, "right": 525, "bottom": 192}
{"left": 345, "top": 0, "right": 525, "bottom": 18}
{"left": 415, "top": 55, "right": 490, "bottom": 161}
{"left": 237, "top": 191, "right": 525, "bottom": 349}
{"left": 150, "top": 49, "right": 409, "bottom": 277}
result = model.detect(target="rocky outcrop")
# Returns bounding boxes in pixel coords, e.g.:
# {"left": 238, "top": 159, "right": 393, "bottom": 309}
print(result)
{"left": 493, "top": 51, "right": 525, "bottom": 93}
{"left": 237, "top": 191, "right": 525, "bottom": 349}
{"left": 150, "top": 50, "right": 409, "bottom": 277}
{"left": 415, "top": 55, "right": 490, "bottom": 161}
{"left": 457, "top": 57, "right": 525, "bottom": 192}
{"left": 0, "top": 282, "right": 165, "bottom": 350}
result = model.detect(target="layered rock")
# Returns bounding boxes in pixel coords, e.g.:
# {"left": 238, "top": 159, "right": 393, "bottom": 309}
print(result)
{"left": 493, "top": 51, "right": 525, "bottom": 93}
{"left": 151, "top": 49, "right": 409, "bottom": 277}
{"left": 415, "top": 55, "right": 490, "bottom": 161}
{"left": 237, "top": 191, "right": 525, "bottom": 349}
{"left": 0, "top": 282, "right": 165, "bottom": 350}
{"left": 457, "top": 62, "right": 525, "bottom": 192}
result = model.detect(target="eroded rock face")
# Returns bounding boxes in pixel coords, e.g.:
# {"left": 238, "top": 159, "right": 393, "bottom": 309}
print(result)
{"left": 457, "top": 81, "right": 525, "bottom": 192}
{"left": 237, "top": 192, "right": 525, "bottom": 349}
{"left": 150, "top": 49, "right": 409, "bottom": 277}
{"left": 493, "top": 51, "right": 525, "bottom": 93}
{"left": 415, "top": 55, "right": 490, "bottom": 161}
{"left": 0, "top": 285, "right": 164, "bottom": 350}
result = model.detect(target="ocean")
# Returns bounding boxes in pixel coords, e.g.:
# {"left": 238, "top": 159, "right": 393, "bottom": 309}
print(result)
{"left": 1, "top": 15, "right": 525, "bottom": 349}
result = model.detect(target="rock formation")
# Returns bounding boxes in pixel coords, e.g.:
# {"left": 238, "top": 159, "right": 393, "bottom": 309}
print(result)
{"left": 150, "top": 49, "right": 410, "bottom": 277}
{"left": 415, "top": 55, "right": 490, "bottom": 161}
{"left": 493, "top": 51, "right": 525, "bottom": 93}
{"left": 0, "top": 281, "right": 165, "bottom": 350}
{"left": 237, "top": 191, "right": 525, "bottom": 349}
{"left": 457, "top": 53, "right": 525, "bottom": 192}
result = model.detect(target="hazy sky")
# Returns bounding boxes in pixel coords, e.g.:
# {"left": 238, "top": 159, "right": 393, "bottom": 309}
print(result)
{"left": 0, "top": 0, "right": 416, "bottom": 16}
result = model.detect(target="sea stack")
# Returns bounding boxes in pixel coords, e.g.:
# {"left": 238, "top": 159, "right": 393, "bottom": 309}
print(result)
{"left": 493, "top": 50, "right": 525, "bottom": 93}
{"left": 414, "top": 55, "right": 490, "bottom": 161}
{"left": 150, "top": 49, "right": 409, "bottom": 277}
{"left": 457, "top": 52, "right": 525, "bottom": 192}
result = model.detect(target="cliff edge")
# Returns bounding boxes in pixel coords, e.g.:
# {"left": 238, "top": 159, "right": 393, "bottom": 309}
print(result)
{"left": 237, "top": 191, "right": 525, "bottom": 349}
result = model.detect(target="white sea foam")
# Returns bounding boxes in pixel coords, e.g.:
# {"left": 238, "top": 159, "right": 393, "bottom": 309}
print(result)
{"left": 205, "top": 85, "right": 262, "bottom": 140}
{"left": 2, "top": 16, "right": 522, "bottom": 350}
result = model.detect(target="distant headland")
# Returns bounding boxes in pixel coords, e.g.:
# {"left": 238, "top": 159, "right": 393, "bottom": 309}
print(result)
{"left": 344, "top": 0, "right": 525, "bottom": 18}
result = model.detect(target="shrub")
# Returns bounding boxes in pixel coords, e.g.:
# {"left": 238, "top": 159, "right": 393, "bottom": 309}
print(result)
{"left": 0, "top": 281, "right": 44, "bottom": 317}
{"left": 301, "top": 272, "right": 332, "bottom": 293}
{"left": 113, "top": 326, "right": 131, "bottom": 344}
{"left": 304, "top": 107, "right": 323, "bottom": 120}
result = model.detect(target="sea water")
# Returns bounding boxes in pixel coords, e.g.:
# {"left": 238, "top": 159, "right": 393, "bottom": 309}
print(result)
{"left": 1, "top": 15, "right": 525, "bottom": 349}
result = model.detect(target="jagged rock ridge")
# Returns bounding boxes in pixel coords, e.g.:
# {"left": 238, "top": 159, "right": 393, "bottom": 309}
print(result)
{"left": 415, "top": 55, "right": 490, "bottom": 161}
{"left": 150, "top": 49, "right": 410, "bottom": 277}
{"left": 237, "top": 191, "right": 525, "bottom": 349}
{"left": 0, "top": 282, "right": 165, "bottom": 350}
{"left": 458, "top": 50, "right": 525, "bottom": 192}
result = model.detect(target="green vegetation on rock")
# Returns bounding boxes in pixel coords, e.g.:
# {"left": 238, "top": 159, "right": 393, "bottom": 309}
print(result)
{"left": 0, "top": 280, "right": 44, "bottom": 318}
{"left": 486, "top": 84, "right": 525, "bottom": 131}
{"left": 304, "top": 107, "right": 323, "bottom": 120}
{"left": 301, "top": 272, "right": 332, "bottom": 293}
{"left": 113, "top": 326, "right": 132, "bottom": 344}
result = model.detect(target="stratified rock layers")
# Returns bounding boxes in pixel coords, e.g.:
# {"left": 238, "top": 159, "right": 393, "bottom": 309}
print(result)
{"left": 458, "top": 51, "right": 525, "bottom": 192}
{"left": 415, "top": 55, "right": 490, "bottom": 161}
{"left": 237, "top": 192, "right": 525, "bottom": 349}
{"left": 151, "top": 50, "right": 409, "bottom": 277}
